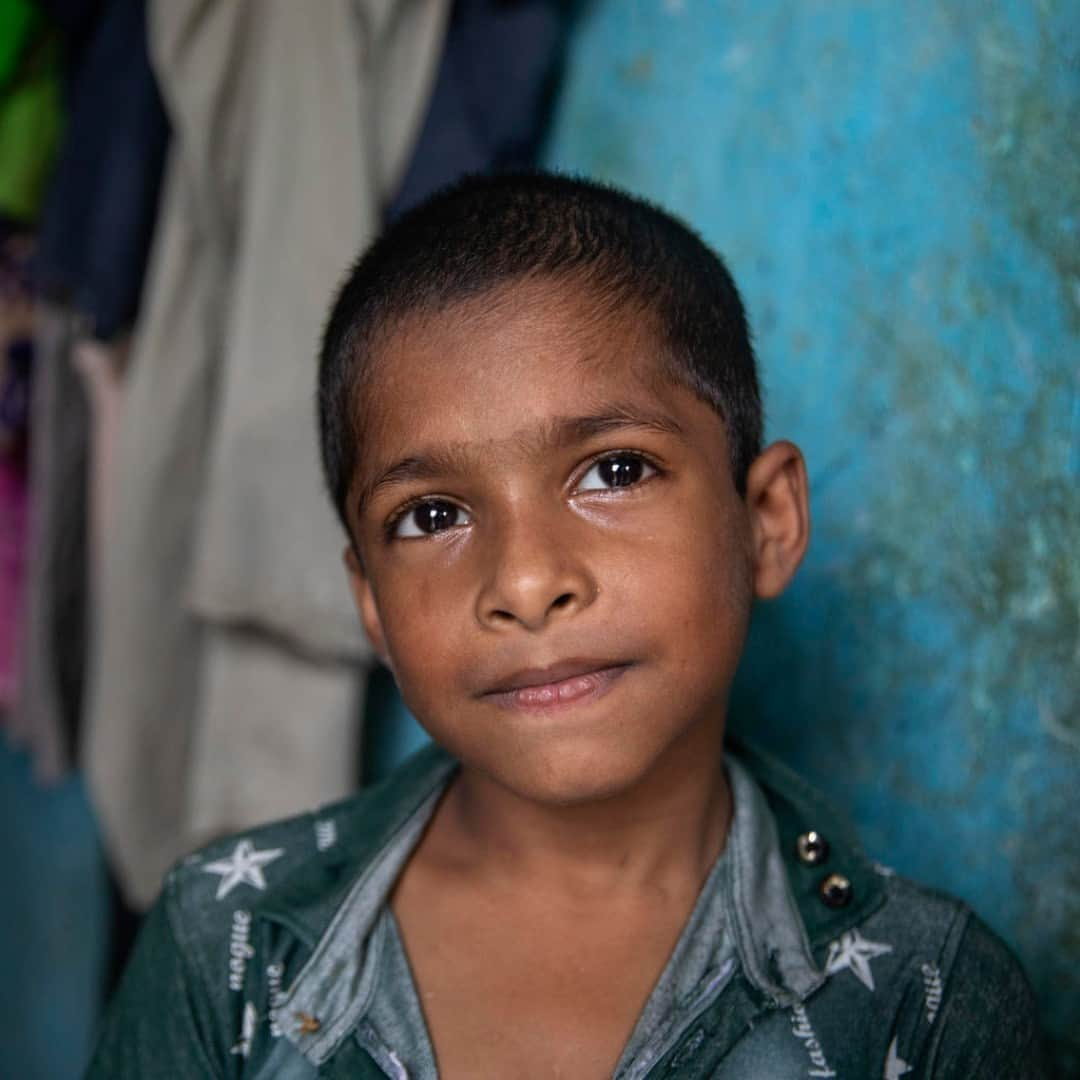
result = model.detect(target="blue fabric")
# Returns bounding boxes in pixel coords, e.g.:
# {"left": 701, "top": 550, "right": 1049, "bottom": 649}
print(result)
{"left": 36, "top": 0, "right": 167, "bottom": 341}
{"left": 385, "top": 0, "right": 567, "bottom": 222}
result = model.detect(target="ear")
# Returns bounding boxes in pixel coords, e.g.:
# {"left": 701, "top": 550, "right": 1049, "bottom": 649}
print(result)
{"left": 745, "top": 440, "right": 811, "bottom": 599}
{"left": 344, "top": 546, "right": 390, "bottom": 663}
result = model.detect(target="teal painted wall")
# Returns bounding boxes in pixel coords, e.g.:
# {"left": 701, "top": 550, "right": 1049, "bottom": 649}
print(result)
{"left": 0, "top": 742, "right": 110, "bottom": 1077}
{"left": 544, "top": 0, "right": 1078, "bottom": 1069}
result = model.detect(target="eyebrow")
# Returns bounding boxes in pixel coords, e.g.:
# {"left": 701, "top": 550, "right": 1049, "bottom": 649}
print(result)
{"left": 355, "top": 404, "right": 684, "bottom": 515}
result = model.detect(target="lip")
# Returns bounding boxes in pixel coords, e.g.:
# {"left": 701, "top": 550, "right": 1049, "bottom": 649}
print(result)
{"left": 481, "top": 659, "right": 632, "bottom": 711}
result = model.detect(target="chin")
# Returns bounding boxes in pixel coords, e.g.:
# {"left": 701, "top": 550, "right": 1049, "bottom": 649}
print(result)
{"left": 494, "top": 738, "right": 663, "bottom": 807}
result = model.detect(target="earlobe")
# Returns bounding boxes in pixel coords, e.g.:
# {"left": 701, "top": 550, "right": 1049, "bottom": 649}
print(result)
{"left": 745, "top": 440, "right": 811, "bottom": 599}
{"left": 344, "top": 545, "right": 390, "bottom": 662}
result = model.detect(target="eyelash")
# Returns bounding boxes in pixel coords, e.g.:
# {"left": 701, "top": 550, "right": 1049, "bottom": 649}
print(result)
{"left": 575, "top": 448, "right": 660, "bottom": 492}
{"left": 383, "top": 496, "right": 466, "bottom": 541}
{"left": 383, "top": 450, "right": 662, "bottom": 541}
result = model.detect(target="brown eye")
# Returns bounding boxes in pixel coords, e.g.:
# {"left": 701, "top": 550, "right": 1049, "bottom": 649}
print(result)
{"left": 394, "top": 500, "right": 469, "bottom": 538}
{"left": 578, "top": 453, "right": 655, "bottom": 491}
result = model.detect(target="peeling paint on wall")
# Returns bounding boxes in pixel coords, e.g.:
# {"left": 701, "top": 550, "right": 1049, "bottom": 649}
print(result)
{"left": 845, "top": 312, "right": 1079, "bottom": 750}
{"left": 975, "top": 4, "right": 1080, "bottom": 331}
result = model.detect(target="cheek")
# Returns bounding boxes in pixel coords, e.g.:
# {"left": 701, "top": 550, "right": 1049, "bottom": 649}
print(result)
{"left": 373, "top": 566, "right": 468, "bottom": 690}
{"left": 638, "top": 494, "right": 753, "bottom": 660}
{"left": 382, "top": 619, "right": 463, "bottom": 733}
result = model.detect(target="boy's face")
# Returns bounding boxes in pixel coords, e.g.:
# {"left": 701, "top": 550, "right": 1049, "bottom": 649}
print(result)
{"left": 345, "top": 278, "right": 801, "bottom": 806}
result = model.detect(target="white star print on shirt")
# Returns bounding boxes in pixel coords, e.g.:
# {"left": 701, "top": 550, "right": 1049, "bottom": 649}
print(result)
{"left": 202, "top": 839, "right": 285, "bottom": 900}
{"left": 884, "top": 1034, "right": 913, "bottom": 1079}
{"left": 825, "top": 928, "right": 894, "bottom": 991}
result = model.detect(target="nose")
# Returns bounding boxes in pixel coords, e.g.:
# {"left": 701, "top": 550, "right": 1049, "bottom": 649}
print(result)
{"left": 475, "top": 510, "right": 597, "bottom": 632}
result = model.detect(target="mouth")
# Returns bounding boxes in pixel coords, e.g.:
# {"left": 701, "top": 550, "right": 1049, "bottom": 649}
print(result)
{"left": 481, "top": 659, "right": 633, "bottom": 711}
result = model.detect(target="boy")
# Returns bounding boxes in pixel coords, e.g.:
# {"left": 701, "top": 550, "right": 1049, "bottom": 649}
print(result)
{"left": 89, "top": 173, "right": 1043, "bottom": 1077}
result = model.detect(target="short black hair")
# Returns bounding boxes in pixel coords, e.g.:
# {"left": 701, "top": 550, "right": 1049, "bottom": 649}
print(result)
{"left": 318, "top": 171, "right": 762, "bottom": 533}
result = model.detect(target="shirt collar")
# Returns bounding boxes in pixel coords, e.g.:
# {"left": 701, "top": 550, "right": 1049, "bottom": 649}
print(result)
{"left": 267, "top": 742, "right": 864, "bottom": 1066}
{"left": 722, "top": 755, "right": 825, "bottom": 1005}
{"left": 270, "top": 772, "right": 448, "bottom": 1065}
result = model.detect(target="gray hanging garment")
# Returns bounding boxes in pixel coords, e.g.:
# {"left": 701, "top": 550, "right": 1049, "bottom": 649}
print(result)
{"left": 84, "top": 0, "right": 449, "bottom": 908}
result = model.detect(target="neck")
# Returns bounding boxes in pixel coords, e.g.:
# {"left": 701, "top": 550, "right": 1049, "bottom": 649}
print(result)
{"left": 441, "top": 714, "right": 731, "bottom": 899}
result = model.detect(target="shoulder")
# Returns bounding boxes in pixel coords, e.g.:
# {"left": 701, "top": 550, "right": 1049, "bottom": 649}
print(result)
{"left": 862, "top": 869, "right": 971, "bottom": 958}
{"left": 728, "top": 739, "right": 1045, "bottom": 1075}
{"left": 157, "top": 741, "right": 457, "bottom": 967}
{"left": 918, "top": 900, "right": 1045, "bottom": 1076}
{"left": 799, "top": 872, "right": 1045, "bottom": 1079}
{"left": 88, "top": 744, "right": 456, "bottom": 1075}
{"left": 87, "top": 806, "right": 340, "bottom": 1076}
{"left": 161, "top": 741, "right": 454, "bottom": 961}
{"left": 729, "top": 736, "right": 1014, "bottom": 965}
{"left": 159, "top": 794, "right": 347, "bottom": 960}
{"left": 829, "top": 869, "right": 1013, "bottom": 1011}
{"left": 869, "top": 877, "right": 1044, "bottom": 1075}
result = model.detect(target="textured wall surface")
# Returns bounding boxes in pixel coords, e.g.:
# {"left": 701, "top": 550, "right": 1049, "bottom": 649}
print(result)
{"left": 544, "top": 0, "right": 1079, "bottom": 1069}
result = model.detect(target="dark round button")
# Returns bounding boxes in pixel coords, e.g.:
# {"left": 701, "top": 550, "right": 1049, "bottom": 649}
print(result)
{"left": 795, "top": 830, "right": 830, "bottom": 866}
{"left": 819, "top": 872, "right": 853, "bottom": 908}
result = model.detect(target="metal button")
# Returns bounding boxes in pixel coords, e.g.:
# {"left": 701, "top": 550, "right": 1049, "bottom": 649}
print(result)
{"left": 819, "top": 872, "right": 853, "bottom": 908}
{"left": 795, "top": 830, "right": 830, "bottom": 866}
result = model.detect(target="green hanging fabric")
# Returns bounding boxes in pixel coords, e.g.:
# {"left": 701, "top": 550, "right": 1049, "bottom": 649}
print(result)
{"left": 0, "top": 0, "right": 39, "bottom": 84}
{"left": 0, "top": 0, "right": 63, "bottom": 223}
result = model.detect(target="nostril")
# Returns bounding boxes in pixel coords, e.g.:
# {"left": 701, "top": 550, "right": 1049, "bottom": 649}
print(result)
{"left": 550, "top": 593, "right": 574, "bottom": 610}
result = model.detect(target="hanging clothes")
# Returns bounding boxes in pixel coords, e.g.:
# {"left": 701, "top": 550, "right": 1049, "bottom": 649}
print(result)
{"left": 0, "top": 331, "right": 31, "bottom": 713}
{"left": 0, "top": 0, "right": 62, "bottom": 226}
{"left": 0, "top": 0, "right": 62, "bottom": 726}
{"left": 85, "top": 0, "right": 450, "bottom": 909}
{"left": 387, "top": 0, "right": 567, "bottom": 221}
{"left": 8, "top": 303, "right": 87, "bottom": 776}
{"left": 35, "top": 0, "right": 168, "bottom": 342}
{"left": 12, "top": 0, "right": 167, "bottom": 779}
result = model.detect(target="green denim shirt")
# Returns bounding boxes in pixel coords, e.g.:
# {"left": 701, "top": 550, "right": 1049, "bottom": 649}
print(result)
{"left": 87, "top": 739, "right": 1045, "bottom": 1078}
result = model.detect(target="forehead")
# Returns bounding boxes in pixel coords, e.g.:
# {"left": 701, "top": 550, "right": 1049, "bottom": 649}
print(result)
{"left": 358, "top": 278, "right": 672, "bottom": 456}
